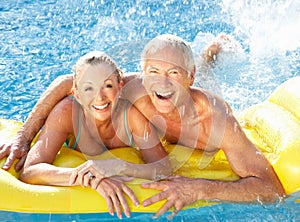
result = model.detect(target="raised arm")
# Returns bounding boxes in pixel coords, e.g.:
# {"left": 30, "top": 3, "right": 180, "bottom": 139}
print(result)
{"left": 0, "top": 74, "right": 73, "bottom": 171}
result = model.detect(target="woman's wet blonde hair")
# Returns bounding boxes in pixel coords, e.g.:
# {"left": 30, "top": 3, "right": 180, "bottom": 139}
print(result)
{"left": 73, "top": 51, "right": 123, "bottom": 90}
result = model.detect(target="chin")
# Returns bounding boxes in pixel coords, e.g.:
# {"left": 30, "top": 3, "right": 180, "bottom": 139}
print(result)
{"left": 153, "top": 101, "right": 176, "bottom": 114}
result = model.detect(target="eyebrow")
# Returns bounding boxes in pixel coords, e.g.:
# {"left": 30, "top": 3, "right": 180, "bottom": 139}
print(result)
{"left": 167, "top": 67, "right": 181, "bottom": 72}
{"left": 146, "top": 65, "right": 181, "bottom": 72}
{"left": 82, "top": 77, "right": 113, "bottom": 84}
{"left": 146, "top": 66, "right": 159, "bottom": 70}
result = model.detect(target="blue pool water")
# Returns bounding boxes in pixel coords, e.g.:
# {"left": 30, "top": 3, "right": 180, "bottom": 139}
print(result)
{"left": 0, "top": 0, "right": 299, "bottom": 221}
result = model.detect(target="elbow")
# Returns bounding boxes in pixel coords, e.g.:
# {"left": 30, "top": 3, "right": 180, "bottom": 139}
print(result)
{"left": 19, "top": 168, "right": 37, "bottom": 184}
{"left": 257, "top": 178, "right": 285, "bottom": 203}
{"left": 270, "top": 182, "right": 285, "bottom": 202}
{"left": 266, "top": 173, "right": 285, "bottom": 202}
{"left": 19, "top": 169, "right": 30, "bottom": 183}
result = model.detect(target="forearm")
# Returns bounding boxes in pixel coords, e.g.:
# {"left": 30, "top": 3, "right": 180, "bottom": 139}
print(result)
{"left": 122, "top": 158, "right": 172, "bottom": 180}
{"left": 195, "top": 176, "right": 284, "bottom": 203}
{"left": 20, "top": 163, "right": 74, "bottom": 186}
{"left": 19, "top": 74, "right": 73, "bottom": 142}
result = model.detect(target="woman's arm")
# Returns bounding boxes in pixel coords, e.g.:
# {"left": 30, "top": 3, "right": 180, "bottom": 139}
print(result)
{"left": 19, "top": 97, "right": 74, "bottom": 185}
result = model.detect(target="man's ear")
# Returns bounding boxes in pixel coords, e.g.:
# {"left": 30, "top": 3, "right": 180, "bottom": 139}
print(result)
{"left": 119, "top": 80, "right": 124, "bottom": 89}
{"left": 189, "top": 66, "right": 196, "bottom": 86}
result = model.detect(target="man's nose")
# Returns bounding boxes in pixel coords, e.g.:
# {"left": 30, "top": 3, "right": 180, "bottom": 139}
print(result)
{"left": 160, "top": 72, "right": 171, "bottom": 86}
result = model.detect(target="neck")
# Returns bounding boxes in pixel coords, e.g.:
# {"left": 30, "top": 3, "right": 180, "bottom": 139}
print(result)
{"left": 84, "top": 111, "right": 114, "bottom": 136}
{"left": 161, "top": 93, "right": 196, "bottom": 121}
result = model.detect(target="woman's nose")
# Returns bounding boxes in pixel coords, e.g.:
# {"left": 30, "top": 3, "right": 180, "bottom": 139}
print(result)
{"left": 96, "top": 88, "right": 106, "bottom": 100}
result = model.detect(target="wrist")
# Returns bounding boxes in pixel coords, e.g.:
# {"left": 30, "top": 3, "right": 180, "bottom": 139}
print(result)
{"left": 15, "top": 131, "right": 31, "bottom": 146}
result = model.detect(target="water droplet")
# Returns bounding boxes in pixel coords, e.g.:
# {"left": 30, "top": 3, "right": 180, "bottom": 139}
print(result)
{"left": 143, "top": 129, "right": 149, "bottom": 142}
{"left": 180, "top": 105, "right": 185, "bottom": 116}
{"left": 233, "top": 122, "right": 238, "bottom": 132}
{"left": 213, "top": 98, "right": 216, "bottom": 106}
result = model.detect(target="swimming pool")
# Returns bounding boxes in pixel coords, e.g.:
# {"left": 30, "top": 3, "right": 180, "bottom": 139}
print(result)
{"left": 1, "top": 0, "right": 299, "bottom": 221}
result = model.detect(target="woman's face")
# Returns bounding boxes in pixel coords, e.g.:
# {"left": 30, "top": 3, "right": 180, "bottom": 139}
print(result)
{"left": 75, "top": 63, "right": 123, "bottom": 121}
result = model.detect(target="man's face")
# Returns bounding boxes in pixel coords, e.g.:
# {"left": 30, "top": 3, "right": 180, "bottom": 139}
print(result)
{"left": 142, "top": 46, "right": 192, "bottom": 114}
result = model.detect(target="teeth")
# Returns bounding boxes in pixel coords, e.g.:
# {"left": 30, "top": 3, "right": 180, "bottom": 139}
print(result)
{"left": 155, "top": 91, "right": 173, "bottom": 99}
{"left": 156, "top": 91, "right": 173, "bottom": 97}
{"left": 93, "top": 103, "right": 109, "bottom": 110}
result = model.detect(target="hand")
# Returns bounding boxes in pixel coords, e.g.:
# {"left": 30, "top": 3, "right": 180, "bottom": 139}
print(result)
{"left": 69, "top": 159, "right": 126, "bottom": 187}
{"left": 92, "top": 176, "right": 139, "bottom": 219}
{"left": 141, "top": 176, "right": 199, "bottom": 218}
{"left": 0, "top": 134, "right": 30, "bottom": 171}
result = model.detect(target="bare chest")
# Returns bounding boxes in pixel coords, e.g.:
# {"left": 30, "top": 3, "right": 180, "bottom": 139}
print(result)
{"left": 153, "top": 115, "right": 217, "bottom": 151}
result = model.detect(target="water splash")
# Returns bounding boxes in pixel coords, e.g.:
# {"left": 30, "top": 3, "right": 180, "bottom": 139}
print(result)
{"left": 221, "top": 0, "right": 300, "bottom": 57}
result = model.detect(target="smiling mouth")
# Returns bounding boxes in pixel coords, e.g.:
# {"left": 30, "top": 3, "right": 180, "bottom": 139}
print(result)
{"left": 155, "top": 91, "right": 174, "bottom": 100}
{"left": 92, "top": 103, "right": 109, "bottom": 110}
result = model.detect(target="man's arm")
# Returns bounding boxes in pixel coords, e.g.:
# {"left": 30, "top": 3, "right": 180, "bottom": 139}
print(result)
{"left": 0, "top": 74, "right": 73, "bottom": 171}
{"left": 20, "top": 74, "right": 73, "bottom": 142}
{"left": 141, "top": 97, "right": 284, "bottom": 218}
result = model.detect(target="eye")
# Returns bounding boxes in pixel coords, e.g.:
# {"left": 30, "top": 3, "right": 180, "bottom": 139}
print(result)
{"left": 84, "top": 86, "right": 93, "bottom": 92}
{"left": 168, "top": 70, "right": 180, "bottom": 76}
{"left": 105, "top": 83, "right": 113, "bottom": 88}
{"left": 146, "top": 68, "right": 159, "bottom": 75}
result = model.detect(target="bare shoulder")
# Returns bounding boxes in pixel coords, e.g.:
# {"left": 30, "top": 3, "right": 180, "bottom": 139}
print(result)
{"left": 52, "top": 96, "right": 74, "bottom": 113}
{"left": 190, "top": 86, "right": 232, "bottom": 114}
{"left": 47, "top": 96, "right": 75, "bottom": 130}
{"left": 127, "top": 101, "right": 147, "bottom": 123}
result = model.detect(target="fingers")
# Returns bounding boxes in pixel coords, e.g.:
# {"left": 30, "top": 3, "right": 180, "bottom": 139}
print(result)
{"left": 1, "top": 141, "right": 30, "bottom": 171}
{"left": 166, "top": 207, "right": 180, "bottom": 220}
{"left": 154, "top": 200, "right": 174, "bottom": 219}
{"left": 2, "top": 152, "right": 15, "bottom": 171}
{"left": 14, "top": 153, "right": 28, "bottom": 172}
{"left": 69, "top": 162, "right": 97, "bottom": 187}
{"left": 0, "top": 144, "right": 10, "bottom": 170}
{"left": 110, "top": 188, "right": 126, "bottom": 219}
{"left": 141, "top": 181, "right": 165, "bottom": 189}
{"left": 142, "top": 190, "right": 168, "bottom": 207}
{"left": 96, "top": 179, "right": 131, "bottom": 219}
{"left": 0, "top": 144, "right": 8, "bottom": 159}
{"left": 69, "top": 169, "right": 78, "bottom": 186}
{"left": 82, "top": 171, "right": 97, "bottom": 187}
{"left": 141, "top": 181, "right": 168, "bottom": 207}
{"left": 120, "top": 182, "right": 139, "bottom": 207}
{"left": 96, "top": 182, "right": 115, "bottom": 216}
{"left": 90, "top": 176, "right": 102, "bottom": 190}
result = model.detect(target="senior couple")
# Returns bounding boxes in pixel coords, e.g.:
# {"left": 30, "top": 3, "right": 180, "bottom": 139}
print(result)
{"left": 0, "top": 34, "right": 284, "bottom": 219}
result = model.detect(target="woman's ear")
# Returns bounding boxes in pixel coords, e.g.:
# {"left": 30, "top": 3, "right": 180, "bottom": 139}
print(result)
{"left": 71, "top": 88, "right": 80, "bottom": 100}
